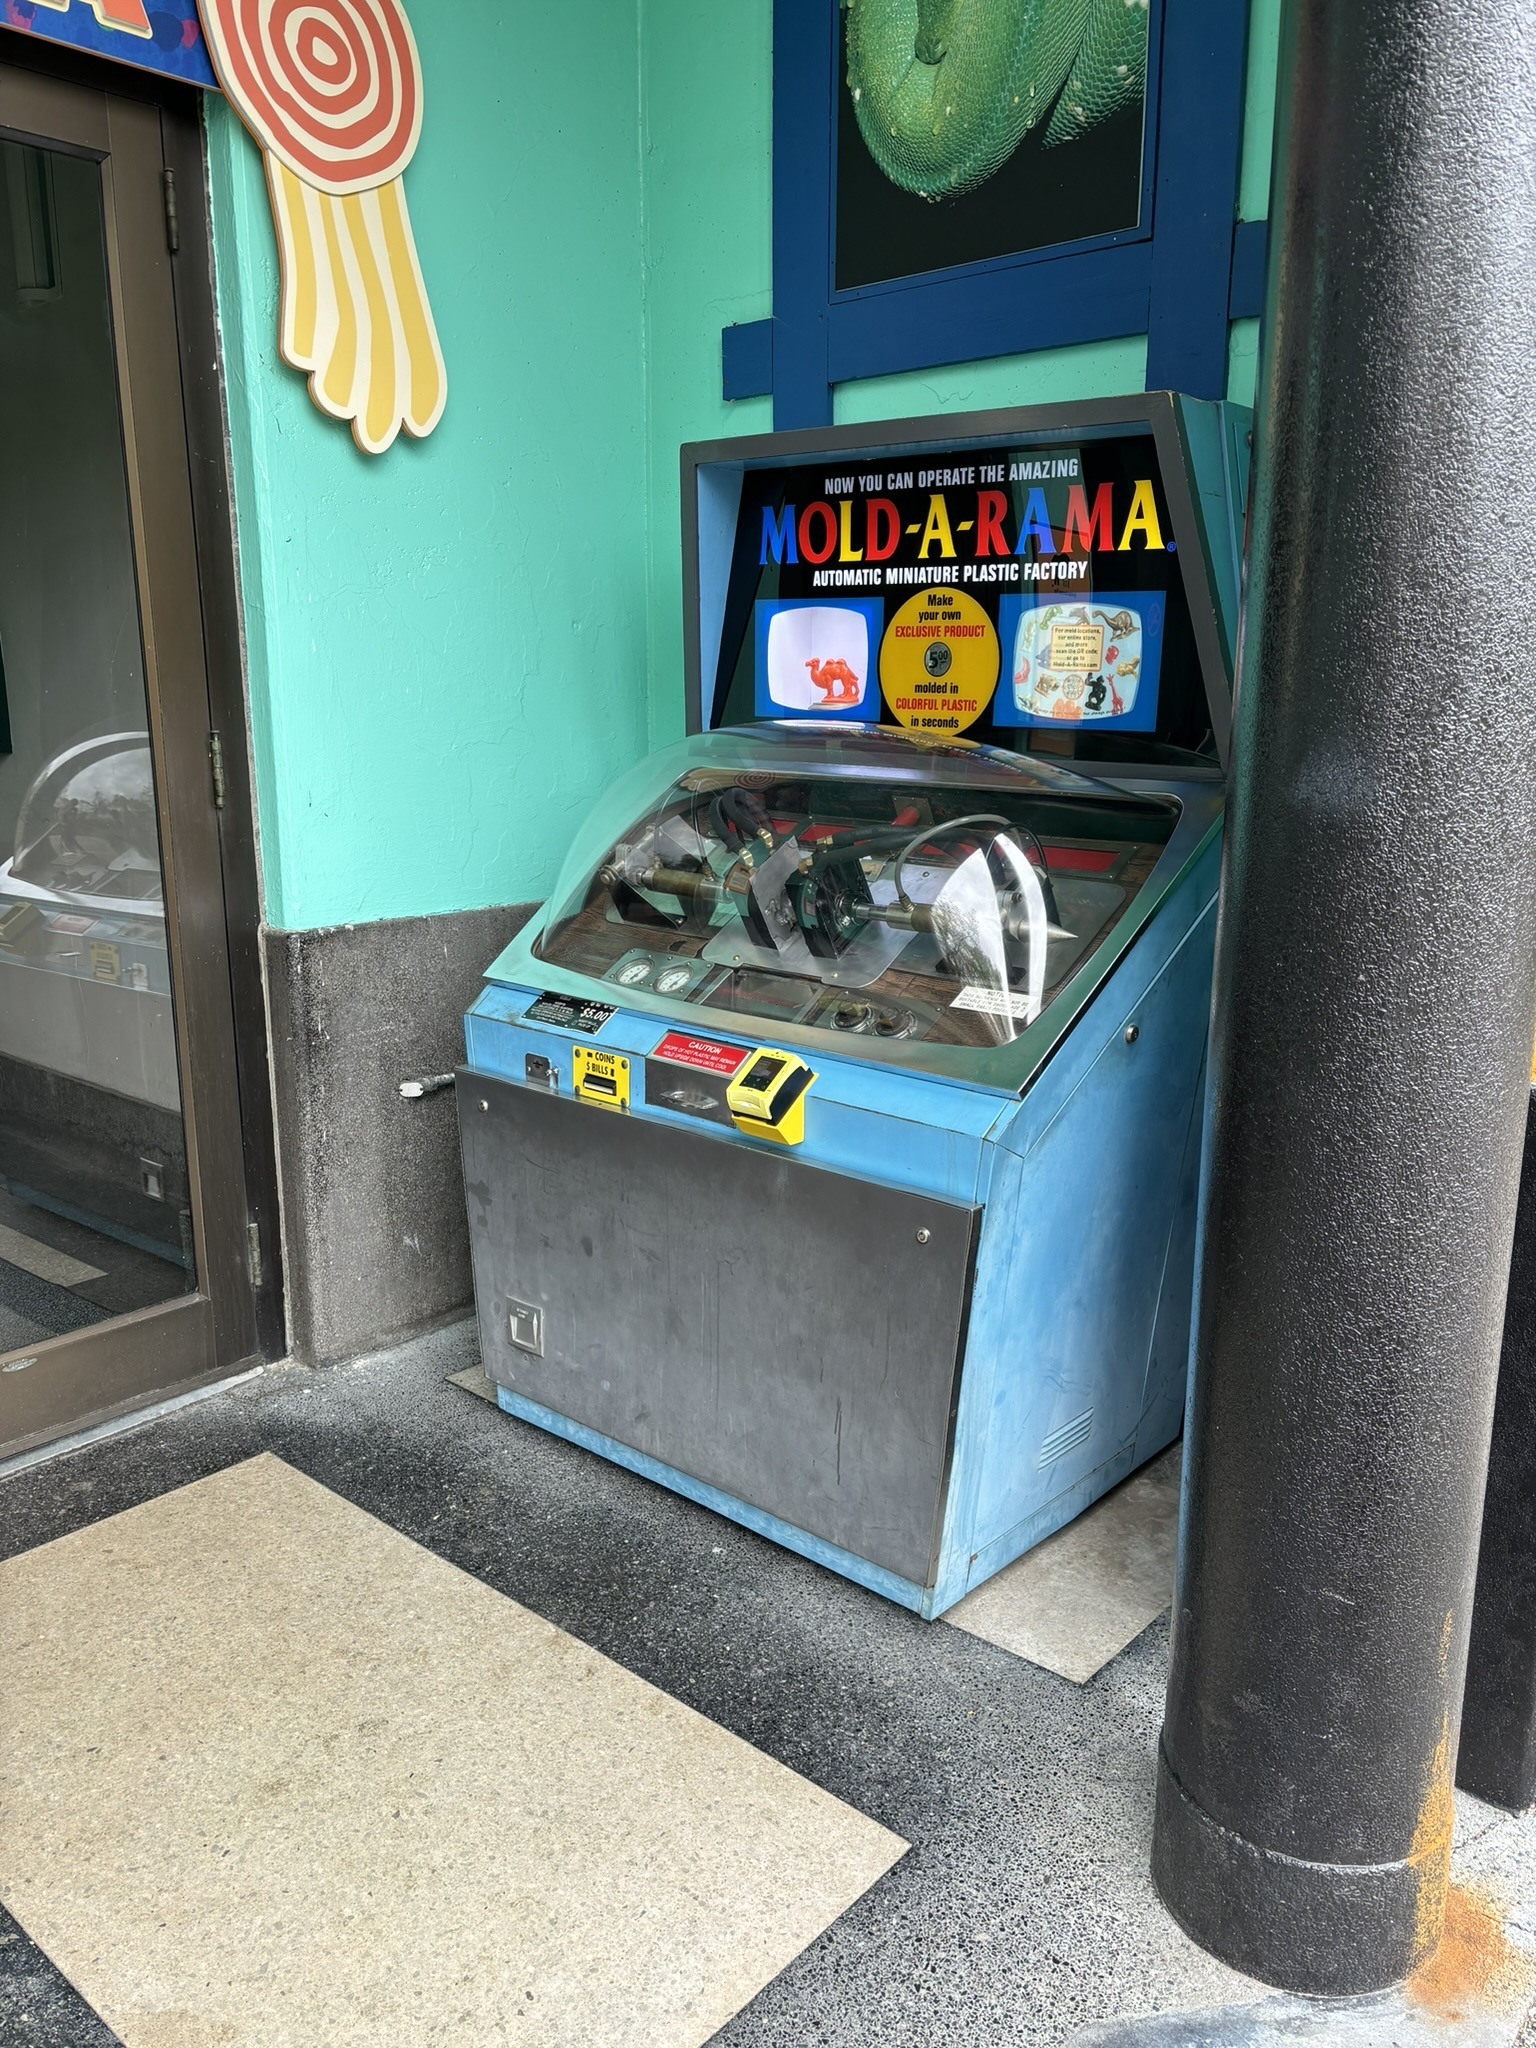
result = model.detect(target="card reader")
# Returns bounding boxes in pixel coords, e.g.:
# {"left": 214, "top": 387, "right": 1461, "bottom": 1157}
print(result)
{"left": 724, "top": 1048, "right": 814, "bottom": 1145}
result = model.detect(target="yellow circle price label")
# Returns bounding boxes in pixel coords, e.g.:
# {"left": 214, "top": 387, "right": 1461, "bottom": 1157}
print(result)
{"left": 879, "top": 588, "right": 1000, "bottom": 735}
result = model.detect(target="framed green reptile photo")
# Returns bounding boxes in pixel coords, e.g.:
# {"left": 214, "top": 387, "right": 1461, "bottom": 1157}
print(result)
{"left": 723, "top": 1, "right": 1263, "bottom": 430}
{"left": 836, "top": 0, "right": 1152, "bottom": 290}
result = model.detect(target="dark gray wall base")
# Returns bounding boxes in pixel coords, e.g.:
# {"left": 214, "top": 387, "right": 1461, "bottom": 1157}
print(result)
{"left": 264, "top": 904, "right": 535, "bottom": 1365}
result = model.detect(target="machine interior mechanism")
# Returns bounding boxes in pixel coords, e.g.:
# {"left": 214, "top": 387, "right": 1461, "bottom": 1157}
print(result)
{"left": 537, "top": 727, "right": 1179, "bottom": 1059}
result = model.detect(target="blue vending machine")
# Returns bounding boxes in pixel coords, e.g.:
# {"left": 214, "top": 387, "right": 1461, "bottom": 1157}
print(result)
{"left": 459, "top": 395, "right": 1247, "bottom": 1617}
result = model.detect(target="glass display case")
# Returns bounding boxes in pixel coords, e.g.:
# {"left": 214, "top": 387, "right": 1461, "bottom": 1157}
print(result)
{"left": 0, "top": 730, "right": 179, "bottom": 1111}
{"left": 0, "top": 733, "right": 171, "bottom": 1003}
{"left": 534, "top": 722, "right": 1181, "bottom": 1063}
{"left": 8, "top": 731, "right": 165, "bottom": 911}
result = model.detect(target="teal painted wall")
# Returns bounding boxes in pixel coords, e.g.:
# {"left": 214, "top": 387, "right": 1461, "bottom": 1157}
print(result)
{"left": 208, "top": 7, "right": 649, "bottom": 931}
{"left": 214, "top": 0, "right": 1280, "bottom": 928}
{"left": 637, "top": 0, "right": 771, "bottom": 754}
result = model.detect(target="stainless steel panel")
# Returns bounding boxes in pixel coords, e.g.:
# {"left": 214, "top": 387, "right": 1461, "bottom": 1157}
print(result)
{"left": 460, "top": 1074, "right": 979, "bottom": 1587}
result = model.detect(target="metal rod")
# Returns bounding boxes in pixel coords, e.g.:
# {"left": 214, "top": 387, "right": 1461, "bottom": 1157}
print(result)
{"left": 398, "top": 1074, "right": 455, "bottom": 1100}
{"left": 623, "top": 864, "right": 722, "bottom": 906}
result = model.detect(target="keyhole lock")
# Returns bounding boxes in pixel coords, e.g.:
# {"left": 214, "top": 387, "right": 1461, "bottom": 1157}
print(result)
{"left": 1124, "top": 1024, "right": 1140, "bottom": 1045}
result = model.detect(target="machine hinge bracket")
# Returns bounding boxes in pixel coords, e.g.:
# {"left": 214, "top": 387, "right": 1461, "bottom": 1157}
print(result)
{"left": 209, "top": 730, "right": 226, "bottom": 810}
{"left": 246, "top": 1220, "right": 263, "bottom": 1291}
{"left": 162, "top": 167, "right": 179, "bottom": 255}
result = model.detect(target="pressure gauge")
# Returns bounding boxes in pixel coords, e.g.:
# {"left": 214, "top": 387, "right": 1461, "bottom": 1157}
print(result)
{"left": 615, "top": 958, "right": 654, "bottom": 987}
{"left": 654, "top": 964, "right": 694, "bottom": 996}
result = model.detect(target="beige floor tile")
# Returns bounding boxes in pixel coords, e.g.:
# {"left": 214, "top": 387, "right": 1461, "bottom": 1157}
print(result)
{"left": 0, "top": 1454, "right": 904, "bottom": 2048}
{"left": 446, "top": 1363, "right": 499, "bottom": 1404}
{"left": 946, "top": 1447, "right": 1181, "bottom": 1682}
{"left": 0, "top": 1220, "right": 104, "bottom": 1287}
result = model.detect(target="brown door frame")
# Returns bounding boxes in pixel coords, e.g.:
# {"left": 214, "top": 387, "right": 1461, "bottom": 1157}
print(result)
{"left": 0, "top": 48, "right": 282, "bottom": 1456}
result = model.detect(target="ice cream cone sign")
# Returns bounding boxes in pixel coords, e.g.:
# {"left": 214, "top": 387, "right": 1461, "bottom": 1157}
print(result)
{"left": 195, "top": 0, "right": 446, "bottom": 454}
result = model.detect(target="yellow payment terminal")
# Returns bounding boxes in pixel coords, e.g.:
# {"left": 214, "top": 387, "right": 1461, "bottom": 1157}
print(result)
{"left": 724, "top": 1047, "right": 814, "bottom": 1146}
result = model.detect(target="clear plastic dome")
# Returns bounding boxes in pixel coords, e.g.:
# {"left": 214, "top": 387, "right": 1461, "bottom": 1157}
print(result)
{"left": 533, "top": 724, "right": 1177, "bottom": 1053}
{"left": 11, "top": 732, "right": 164, "bottom": 908}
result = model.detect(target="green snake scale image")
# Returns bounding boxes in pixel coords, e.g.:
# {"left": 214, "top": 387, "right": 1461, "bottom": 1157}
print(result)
{"left": 844, "top": 0, "right": 1150, "bottom": 200}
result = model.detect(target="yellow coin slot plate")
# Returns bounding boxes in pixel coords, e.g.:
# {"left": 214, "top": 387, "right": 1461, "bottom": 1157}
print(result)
{"left": 572, "top": 1045, "right": 631, "bottom": 1113}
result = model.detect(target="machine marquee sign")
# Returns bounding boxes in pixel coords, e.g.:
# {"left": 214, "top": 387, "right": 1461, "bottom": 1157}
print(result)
{"left": 713, "top": 433, "right": 1187, "bottom": 747}
{"left": 759, "top": 460, "right": 1168, "bottom": 590}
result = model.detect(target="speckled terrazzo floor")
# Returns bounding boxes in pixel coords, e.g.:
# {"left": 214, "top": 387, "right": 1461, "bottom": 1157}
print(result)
{"left": 1, "top": 1320, "right": 1533, "bottom": 2048}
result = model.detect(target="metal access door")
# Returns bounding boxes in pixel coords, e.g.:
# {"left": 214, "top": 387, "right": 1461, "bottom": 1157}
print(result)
{"left": 461, "top": 1074, "right": 981, "bottom": 1586}
{"left": 0, "top": 60, "right": 258, "bottom": 1456}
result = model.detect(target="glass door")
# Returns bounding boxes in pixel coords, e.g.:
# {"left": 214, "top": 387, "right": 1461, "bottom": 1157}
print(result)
{"left": 0, "top": 63, "right": 256, "bottom": 1456}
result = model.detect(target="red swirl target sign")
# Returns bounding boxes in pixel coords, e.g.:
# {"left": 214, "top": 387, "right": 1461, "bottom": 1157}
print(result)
{"left": 199, "top": 0, "right": 422, "bottom": 194}
{"left": 192, "top": 0, "right": 444, "bottom": 453}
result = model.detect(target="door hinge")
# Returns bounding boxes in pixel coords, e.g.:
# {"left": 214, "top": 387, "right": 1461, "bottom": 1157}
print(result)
{"left": 162, "top": 167, "right": 179, "bottom": 255}
{"left": 247, "top": 1219, "right": 263, "bottom": 1291}
{"left": 209, "top": 730, "right": 226, "bottom": 809}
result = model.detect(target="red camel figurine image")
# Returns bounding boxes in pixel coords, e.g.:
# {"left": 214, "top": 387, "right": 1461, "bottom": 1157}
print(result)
{"left": 805, "top": 657, "right": 862, "bottom": 705}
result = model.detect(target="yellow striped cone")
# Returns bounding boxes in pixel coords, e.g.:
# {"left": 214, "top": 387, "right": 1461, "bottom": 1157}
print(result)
{"left": 266, "top": 157, "right": 446, "bottom": 455}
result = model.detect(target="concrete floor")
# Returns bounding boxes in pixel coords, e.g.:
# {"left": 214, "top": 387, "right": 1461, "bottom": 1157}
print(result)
{"left": 1, "top": 1320, "right": 1532, "bottom": 2047}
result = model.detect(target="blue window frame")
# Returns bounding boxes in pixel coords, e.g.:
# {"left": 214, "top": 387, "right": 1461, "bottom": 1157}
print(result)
{"left": 723, "top": 0, "right": 1266, "bottom": 427}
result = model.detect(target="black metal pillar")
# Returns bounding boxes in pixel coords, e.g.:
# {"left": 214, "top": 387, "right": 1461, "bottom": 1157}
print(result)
{"left": 1458, "top": 1095, "right": 1536, "bottom": 1811}
{"left": 1151, "top": 0, "right": 1536, "bottom": 1997}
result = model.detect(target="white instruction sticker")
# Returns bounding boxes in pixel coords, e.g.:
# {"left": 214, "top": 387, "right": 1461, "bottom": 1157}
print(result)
{"left": 951, "top": 985, "right": 1034, "bottom": 1020}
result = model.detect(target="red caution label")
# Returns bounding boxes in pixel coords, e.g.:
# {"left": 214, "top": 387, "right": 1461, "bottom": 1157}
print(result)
{"left": 652, "top": 1031, "right": 750, "bottom": 1077}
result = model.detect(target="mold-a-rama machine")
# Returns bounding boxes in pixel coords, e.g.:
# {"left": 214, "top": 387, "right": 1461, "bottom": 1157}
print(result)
{"left": 459, "top": 395, "right": 1247, "bottom": 1617}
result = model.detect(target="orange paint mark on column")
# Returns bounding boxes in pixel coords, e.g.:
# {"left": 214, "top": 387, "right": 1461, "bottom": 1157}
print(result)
{"left": 1408, "top": 1716, "right": 1455, "bottom": 1968}
{"left": 1408, "top": 1883, "right": 1534, "bottom": 2023}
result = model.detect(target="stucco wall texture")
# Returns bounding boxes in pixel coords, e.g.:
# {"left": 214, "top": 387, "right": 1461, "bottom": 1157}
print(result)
{"left": 205, "top": 5, "right": 651, "bottom": 932}
{"left": 209, "top": 0, "right": 1281, "bottom": 933}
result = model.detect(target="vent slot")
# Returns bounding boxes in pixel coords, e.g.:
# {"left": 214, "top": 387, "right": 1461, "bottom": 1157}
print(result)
{"left": 1038, "top": 1408, "right": 1094, "bottom": 1466}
